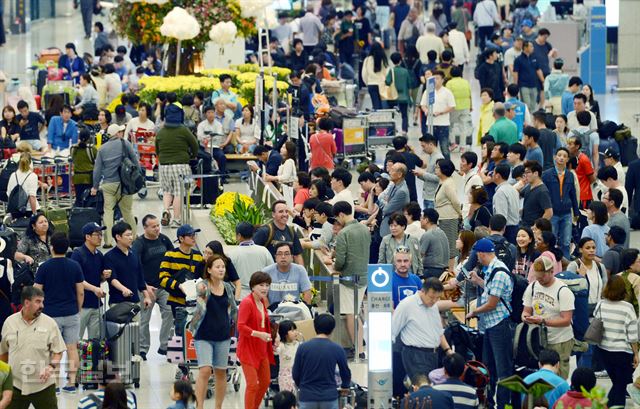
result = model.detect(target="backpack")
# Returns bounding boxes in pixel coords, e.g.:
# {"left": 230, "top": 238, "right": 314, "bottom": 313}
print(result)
{"left": 555, "top": 271, "right": 590, "bottom": 341}
{"left": 461, "top": 360, "right": 490, "bottom": 406}
{"left": 513, "top": 322, "right": 548, "bottom": 370}
{"left": 10, "top": 262, "right": 36, "bottom": 307}
{"left": 620, "top": 270, "right": 640, "bottom": 315}
{"left": 492, "top": 237, "right": 516, "bottom": 272}
{"left": 6, "top": 173, "right": 31, "bottom": 215}
{"left": 264, "top": 222, "right": 297, "bottom": 252}
{"left": 486, "top": 266, "right": 528, "bottom": 323}
{"left": 570, "top": 129, "right": 593, "bottom": 154}
{"left": 0, "top": 161, "right": 18, "bottom": 202}
{"left": 118, "top": 139, "right": 144, "bottom": 195}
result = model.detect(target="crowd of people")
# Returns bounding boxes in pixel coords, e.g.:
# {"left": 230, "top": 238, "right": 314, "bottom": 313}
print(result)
{"left": 0, "top": 0, "right": 638, "bottom": 408}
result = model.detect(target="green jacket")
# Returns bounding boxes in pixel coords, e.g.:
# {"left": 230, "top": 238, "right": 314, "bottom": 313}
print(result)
{"left": 334, "top": 220, "right": 371, "bottom": 288}
{"left": 71, "top": 144, "right": 98, "bottom": 185}
{"left": 155, "top": 125, "right": 199, "bottom": 165}
{"left": 385, "top": 66, "right": 412, "bottom": 103}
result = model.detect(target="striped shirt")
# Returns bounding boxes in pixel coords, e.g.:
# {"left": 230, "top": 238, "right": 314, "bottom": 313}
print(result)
{"left": 433, "top": 379, "right": 479, "bottom": 409}
{"left": 158, "top": 248, "right": 204, "bottom": 306}
{"left": 77, "top": 390, "right": 137, "bottom": 409}
{"left": 598, "top": 299, "right": 639, "bottom": 354}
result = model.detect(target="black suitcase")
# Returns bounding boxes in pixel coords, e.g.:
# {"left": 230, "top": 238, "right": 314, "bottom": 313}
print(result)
{"left": 192, "top": 150, "right": 221, "bottom": 205}
{"left": 619, "top": 137, "right": 639, "bottom": 166}
{"left": 69, "top": 207, "right": 102, "bottom": 248}
{"left": 79, "top": 189, "right": 104, "bottom": 215}
{"left": 0, "top": 161, "right": 18, "bottom": 202}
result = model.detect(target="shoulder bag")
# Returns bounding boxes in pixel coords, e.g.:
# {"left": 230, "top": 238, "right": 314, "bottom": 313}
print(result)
{"left": 583, "top": 303, "right": 604, "bottom": 344}
{"left": 380, "top": 67, "right": 399, "bottom": 101}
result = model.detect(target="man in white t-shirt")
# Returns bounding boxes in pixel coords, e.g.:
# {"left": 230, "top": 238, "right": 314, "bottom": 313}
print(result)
{"left": 522, "top": 255, "right": 575, "bottom": 379}
{"left": 504, "top": 37, "right": 523, "bottom": 84}
{"left": 420, "top": 71, "right": 456, "bottom": 160}
{"left": 328, "top": 168, "right": 354, "bottom": 215}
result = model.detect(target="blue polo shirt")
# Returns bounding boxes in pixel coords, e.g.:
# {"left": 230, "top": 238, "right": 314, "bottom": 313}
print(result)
{"left": 532, "top": 41, "right": 553, "bottom": 76}
{"left": 514, "top": 53, "right": 541, "bottom": 88}
{"left": 71, "top": 244, "right": 105, "bottom": 309}
{"left": 35, "top": 257, "right": 85, "bottom": 317}
{"left": 392, "top": 271, "right": 423, "bottom": 308}
{"left": 105, "top": 247, "right": 146, "bottom": 303}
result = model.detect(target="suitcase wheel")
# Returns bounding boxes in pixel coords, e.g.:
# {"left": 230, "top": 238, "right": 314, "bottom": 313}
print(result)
{"left": 134, "top": 382, "right": 140, "bottom": 388}
{"left": 206, "top": 388, "right": 213, "bottom": 399}
{"left": 137, "top": 187, "right": 147, "bottom": 199}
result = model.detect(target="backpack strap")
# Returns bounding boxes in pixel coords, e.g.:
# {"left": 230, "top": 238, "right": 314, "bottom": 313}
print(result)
{"left": 486, "top": 266, "right": 513, "bottom": 314}
{"left": 526, "top": 323, "right": 547, "bottom": 361}
{"left": 265, "top": 223, "right": 275, "bottom": 249}
{"left": 513, "top": 322, "right": 526, "bottom": 360}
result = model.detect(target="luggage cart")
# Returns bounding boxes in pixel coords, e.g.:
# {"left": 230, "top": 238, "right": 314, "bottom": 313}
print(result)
{"left": 366, "top": 109, "right": 400, "bottom": 147}
{"left": 32, "top": 155, "right": 73, "bottom": 209}
{"left": 334, "top": 116, "right": 368, "bottom": 169}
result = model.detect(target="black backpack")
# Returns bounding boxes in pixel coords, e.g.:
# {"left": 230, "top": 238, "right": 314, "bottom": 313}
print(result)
{"left": 0, "top": 161, "right": 18, "bottom": 202}
{"left": 118, "top": 139, "right": 144, "bottom": 195}
{"left": 486, "top": 266, "right": 528, "bottom": 323}
{"left": 492, "top": 237, "right": 516, "bottom": 272}
{"left": 513, "top": 322, "right": 548, "bottom": 370}
{"left": 7, "top": 173, "right": 31, "bottom": 215}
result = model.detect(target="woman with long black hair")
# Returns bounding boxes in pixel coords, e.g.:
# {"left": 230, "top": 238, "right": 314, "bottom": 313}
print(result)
{"left": 362, "top": 42, "right": 389, "bottom": 110}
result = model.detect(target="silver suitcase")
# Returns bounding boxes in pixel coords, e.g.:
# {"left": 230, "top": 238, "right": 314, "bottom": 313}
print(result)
{"left": 106, "top": 321, "right": 141, "bottom": 388}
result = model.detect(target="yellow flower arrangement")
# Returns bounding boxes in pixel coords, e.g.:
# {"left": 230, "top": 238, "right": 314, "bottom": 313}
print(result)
{"left": 214, "top": 192, "right": 253, "bottom": 217}
{"left": 238, "top": 80, "right": 289, "bottom": 102}
{"left": 231, "top": 64, "right": 291, "bottom": 81}
{"left": 236, "top": 72, "right": 259, "bottom": 84}
{"left": 200, "top": 69, "right": 238, "bottom": 80}
{"left": 137, "top": 75, "right": 221, "bottom": 104}
{"left": 106, "top": 94, "right": 124, "bottom": 113}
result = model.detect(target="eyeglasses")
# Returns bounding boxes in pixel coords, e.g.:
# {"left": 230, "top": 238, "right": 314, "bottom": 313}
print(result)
{"left": 276, "top": 252, "right": 292, "bottom": 256}
{"left": 396, "top": 245, "right": 410, "bottom": 254}
{"left": 91, "top": 232, "right": 103, "bottom": 237}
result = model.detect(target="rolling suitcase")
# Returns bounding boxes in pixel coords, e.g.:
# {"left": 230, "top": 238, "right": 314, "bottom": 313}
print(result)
{"left": 619, "top": 137, "right": 639, "bottom": 166}
{"left": 68, "top": 207, "right": 101, "bottom": 248}
{"left": 78, "top": 303, "right": 109, "bottom": 389}
{"left": 105, "top": 320, "right": 141, "bottom": 388}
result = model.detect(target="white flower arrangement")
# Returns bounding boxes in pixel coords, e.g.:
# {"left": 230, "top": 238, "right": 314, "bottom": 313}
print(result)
{"left": 209, "top": 21, "right": 238, "bottom": 45}
{"left": 160, "top": 6, "right": 201, "bottom": 40}
{"left": 238, "top": 0, "right": 270, "bottom": 18}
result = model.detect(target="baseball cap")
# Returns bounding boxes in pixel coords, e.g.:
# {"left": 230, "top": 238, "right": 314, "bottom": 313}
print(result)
{"left": 504, "top": 101, "right": 515, "bottom": 110}
{"left": 82, "top": 222, "right": 106, "bottom": 236}
{"left": 176, "top": 224, "right": 201, "bottom": 237}
{"left": 473, "top": 238, "right": 495, "bottom": 253}
{"left": 107, "top": 123, "right": 125, "bottom": 137}
{"left": 604, "top": 148, "right": 619, "bottom": 160}
{"left": 536, "top": 255, "right": 555, "bottom": 272}
{"left": 115, "top": 104, "right": 126, "bottom": 117}
{"left": 522, "top": 19, "right": 533, "bottom": 28}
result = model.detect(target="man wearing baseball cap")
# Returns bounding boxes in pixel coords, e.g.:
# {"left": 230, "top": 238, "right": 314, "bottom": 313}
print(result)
{"left": 603, "top": 148, "right": 624, "bottom": 186}
{"left": 91, "top": 122, "right": 138, "bottom": 248}
{"left": 523, "top": 255, "right": 575, "bottom": 379}
{"left": 465, "top": 238, "right": 514, "bottom": 409}
{"left": 71, "top": 222, "right": 110, "bottom": 341}
{"left": 159, "top": 224, "right": 204, "bottom": 337}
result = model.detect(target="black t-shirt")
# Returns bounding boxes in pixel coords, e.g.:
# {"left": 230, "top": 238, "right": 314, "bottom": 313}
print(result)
{"left": 538, "top": 128, "right": 558, "bottom": 171}
{"left": 355, "top": 17, "right": 372, "bottom": 47}
{"left": 195, "top": 288, "right": 230, "bottom": 341}
{"left": 521, "top": 184, "right": 552, "bottom": 227}
{"left": 16, "top": 112, "right": 45, "bottom": 141}
{"left": 131, "top": 234, "right": 174, "bottom": 287}
{"left": 225, "top": 260, "right": 240, "bottom": 283}
{"left": 253, "top": 223, "right": 303, "bottom": 258}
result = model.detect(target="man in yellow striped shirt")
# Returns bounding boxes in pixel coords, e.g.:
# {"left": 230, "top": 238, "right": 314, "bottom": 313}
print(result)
{"left": 158, "top": 224, "right": 204, "bottom": 339}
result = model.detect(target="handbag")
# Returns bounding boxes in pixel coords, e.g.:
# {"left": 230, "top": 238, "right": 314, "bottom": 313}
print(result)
{"left": 105, "top": 302, "right": 141, "bottom": 324}
{"left": 583, "top": 303, "right": 604, "bottom": 345}
{"left": 462, "top": 9, "right": 472, "bottom": 41}
{"left": 380, "top": 67, "right": 398, "bottom": 101}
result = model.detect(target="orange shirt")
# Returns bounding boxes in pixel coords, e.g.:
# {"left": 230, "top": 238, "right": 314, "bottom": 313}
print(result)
{"left": 575, "top": 153, "right": 594, "bottom": 201}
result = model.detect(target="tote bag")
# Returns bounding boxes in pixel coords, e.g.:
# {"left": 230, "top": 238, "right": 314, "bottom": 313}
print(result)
{"left": 380, "top": 67, "right": 399, "bottom": 101}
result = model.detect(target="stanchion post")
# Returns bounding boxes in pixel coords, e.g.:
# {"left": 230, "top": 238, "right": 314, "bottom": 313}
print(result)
{"left": 332, "top": 274, "right": 342, "bottom": 345}
{"left": 353, "top": 275, "right": 360, "bottom": 363}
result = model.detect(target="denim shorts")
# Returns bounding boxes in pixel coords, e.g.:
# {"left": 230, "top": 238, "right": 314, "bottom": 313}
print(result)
{"left": 53, "top": 313, "right": 81, "bottom": 345}
{"left": 195, "top": 338, "right": 231, "bottom": 369}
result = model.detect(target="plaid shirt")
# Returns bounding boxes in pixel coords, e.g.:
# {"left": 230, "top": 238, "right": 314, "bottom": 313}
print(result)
{"left": 477, "top": 257, "right": 513, "bottom": 331}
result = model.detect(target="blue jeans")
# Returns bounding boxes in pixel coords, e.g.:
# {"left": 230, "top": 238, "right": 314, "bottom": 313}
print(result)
{"left": 483, "top": 319, "right": 514, "bottom": 409}
{"left": 171, "top": 305, "right": 187, "bottom": 337}
{"left": 551, "top": 213, "right": 573, "bottom": 259}
{"left": 433, "top": 126, "right": 451, "bottom": 161}
{"left": 211, "top": 147, "right": 227, "bottom": 175}
{"left": 423, "top": 199, "right": 434, "bottom": 210}
{"left": 299, "top": 400, "right": 339, "bottom": 409}
{"left": 368, "top": 85, "right": 386, "bottom": 110}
